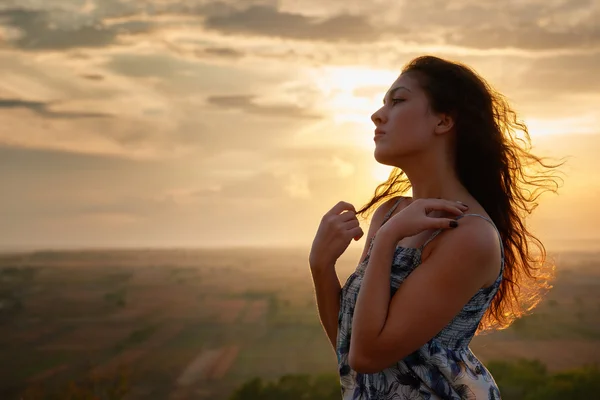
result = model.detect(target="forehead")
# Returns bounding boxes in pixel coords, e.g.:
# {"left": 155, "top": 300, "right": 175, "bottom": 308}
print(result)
{"left": 382, "top": 74, "right": 422, "bottom": 103}
{"left": 388, "top": 73, "right": 419, "bottom": 92}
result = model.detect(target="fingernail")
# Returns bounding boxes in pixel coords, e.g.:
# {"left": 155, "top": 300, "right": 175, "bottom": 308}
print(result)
{"left": 457, "top": 201, "right": 468, "bottom": 208}
{"left": 449, "top": 221, "right": 458, "bottom": 228}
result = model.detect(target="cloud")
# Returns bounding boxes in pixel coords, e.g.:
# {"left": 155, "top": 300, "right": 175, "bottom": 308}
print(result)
{"left": 0, "top": 8, "right": 117, "bottom": 50}
{"left": 81, "top": 74, "right": 105, "bottom": 81}
{"left": 202, "top": 47, "right": 245, "bottom": 59}
{"left": 0, "top": 46, "right": 314, "bottom": 158}
{"left": 194, "top": 171, "right": 296, "bottom": 201}
{"left": 395, "top": 0, "right": 600, "bottom": 51}
{"left": 0, "top": 98, "right": 112, "bottom": 119}
{"left": 2, "top": 1, "right": 597, "bottom": 56}
{"left": 193, "top": 1, "right": 600, "bottom": 51}
{"left": 206, "top": 95, "right": 322, "bottom": 120}
{"left": 451, "top": 25, "right": 600, "bottom": 51}
{"left": 0, "top": 7, "right": 154, "bottom": 51}
{"left": 526, "top": 52, "right": 600, "bottom": 92}
{"left": 105, "top": 53, "right": 197, "bottom": 78}
{"left": 0, "top": 102, "right": 207, "bottom": 160}
{"left": 202, "top": 4, "right": 380, "bottom": 42}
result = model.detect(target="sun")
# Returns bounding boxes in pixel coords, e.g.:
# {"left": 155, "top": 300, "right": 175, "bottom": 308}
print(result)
{"left": 306, "top": 66, "right": 398, "bottom": 149}
{"left": 306, "top": 66, "right": 405, "bottom": 185}
{"left": 300, "top": 66, "right": 411, "bottom": 186}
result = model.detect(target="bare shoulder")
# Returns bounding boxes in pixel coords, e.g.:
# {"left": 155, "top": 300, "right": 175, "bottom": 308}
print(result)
{"left": 423, "top": 214, "right": 502, "bottom": 287}
{"left": 456, "top": 214, "right": 500, "bottom": 254}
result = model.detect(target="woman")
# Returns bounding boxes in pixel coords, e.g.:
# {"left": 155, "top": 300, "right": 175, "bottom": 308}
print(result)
{"left": 309, "top": 55, "right": 564, "bottom": 399}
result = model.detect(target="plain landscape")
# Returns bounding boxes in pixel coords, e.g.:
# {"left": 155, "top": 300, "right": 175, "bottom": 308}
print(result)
{"left": 1, "top": 247, "right": 599, "bottom": 399}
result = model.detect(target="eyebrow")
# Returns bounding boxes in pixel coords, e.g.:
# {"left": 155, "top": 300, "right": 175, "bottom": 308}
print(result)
{"left": 383, "top": 86, "right": 411, "bottom": 104}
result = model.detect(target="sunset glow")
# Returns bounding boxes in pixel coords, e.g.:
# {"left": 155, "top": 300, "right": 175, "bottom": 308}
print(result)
{"left": 0, "top": 0, "right": 598, "bottom": 250}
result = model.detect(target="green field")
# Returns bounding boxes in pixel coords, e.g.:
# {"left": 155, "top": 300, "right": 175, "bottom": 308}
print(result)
{"left": 1, "top": 248, "right": 599, "bottom": 399}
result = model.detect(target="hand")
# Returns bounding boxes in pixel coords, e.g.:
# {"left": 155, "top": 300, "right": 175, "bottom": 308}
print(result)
{"left": 378, "top": 198, "right": 469, "bottom": 243}
{"left": 309, "top": 201, "right": 364, "bottom": 270}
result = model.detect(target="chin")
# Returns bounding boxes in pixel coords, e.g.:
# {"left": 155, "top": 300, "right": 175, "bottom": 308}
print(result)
{"left": 375, "top": 141, "right": 421, "bottom": 165}
{"left": 374, "top": 147, "right": 402, "bottom": 166}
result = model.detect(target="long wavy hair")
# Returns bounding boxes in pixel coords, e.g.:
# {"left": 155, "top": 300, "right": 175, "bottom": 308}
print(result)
{"left": 356, "top": 55, "right": 567, "bottom": 333}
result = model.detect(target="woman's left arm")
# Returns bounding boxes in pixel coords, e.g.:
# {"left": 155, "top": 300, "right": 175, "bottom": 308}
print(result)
{"left": 349, "top": 218, "right": 498, "bottom": 373}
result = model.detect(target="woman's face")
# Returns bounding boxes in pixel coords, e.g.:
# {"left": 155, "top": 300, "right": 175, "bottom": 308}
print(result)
{"left": 371, "top": 73, "right": 441, "bottom": 165}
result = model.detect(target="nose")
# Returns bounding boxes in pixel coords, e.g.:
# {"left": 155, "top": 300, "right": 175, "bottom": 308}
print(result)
{"left": 371, "top": 106, "right": 386, "bottom": 126}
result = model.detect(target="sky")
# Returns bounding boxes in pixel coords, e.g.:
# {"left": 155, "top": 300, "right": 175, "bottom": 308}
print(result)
{"left": 0, "top": 0, "right": 599, "bottom": 251}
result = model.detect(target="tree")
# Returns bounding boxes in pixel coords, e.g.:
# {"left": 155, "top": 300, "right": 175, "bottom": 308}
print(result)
{"left": 231, "top": 359, "right": 600, "bottom": 400}
{"left": 487, "top": 358, "right": 600, "bottom": 400}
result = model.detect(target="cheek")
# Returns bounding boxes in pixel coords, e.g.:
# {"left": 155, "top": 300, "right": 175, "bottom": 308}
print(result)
{"left": 389, "top": 105, "right": 429, "bottom": 137}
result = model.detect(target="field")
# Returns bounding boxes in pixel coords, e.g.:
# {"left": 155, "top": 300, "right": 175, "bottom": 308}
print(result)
{"left": 1, "top": 247, "right": 600, "bottom": 399}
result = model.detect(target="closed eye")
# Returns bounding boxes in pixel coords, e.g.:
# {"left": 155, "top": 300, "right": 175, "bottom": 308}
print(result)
{"left": 391, "top": 98, "right": 405, "bottom": 105}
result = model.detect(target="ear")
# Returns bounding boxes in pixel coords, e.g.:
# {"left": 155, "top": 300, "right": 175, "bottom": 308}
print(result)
{"left": 434, "top": 114, "right": 454, "bottom": 134}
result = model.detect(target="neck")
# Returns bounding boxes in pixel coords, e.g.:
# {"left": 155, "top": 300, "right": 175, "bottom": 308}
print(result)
{"left": 400, "top": 150, "right": 468, "bottom": 201}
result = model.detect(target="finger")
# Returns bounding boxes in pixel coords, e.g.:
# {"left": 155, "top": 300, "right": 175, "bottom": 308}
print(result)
{"left": 429, "top": 198, "right": 469, "bottom": 209}
{"left": 426, "top": 200, "right": 467, "bottom": 215}
{"left": 342, "top": 219, "right": 360, "bottom": 230}
{"left": 350, "top": 227, "right": 364, "bottom": 240}
{"left": 444, "top": 199, "right": 469, "bottom": 210}
{"left": 447, "top": 206, "right": 466, "bottom": 215}
{"left": 327, "top": 201, "right": 356, "bottom": 217}
{"left": 339, "top": 210, "right": 358, "bottom": 222}
{"left": 432, "top": 218, "right": 459, "bottom": 229}
{"left": 426, "top": 205, "right": 464, "bottom": 216}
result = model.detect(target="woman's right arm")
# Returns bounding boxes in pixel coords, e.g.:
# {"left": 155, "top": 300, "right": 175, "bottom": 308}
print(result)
{"left": 309, "top": 198, "right": 398, "bottom": 352}
{"left": 309, "top": 262, "right": 342, "bottom": 352}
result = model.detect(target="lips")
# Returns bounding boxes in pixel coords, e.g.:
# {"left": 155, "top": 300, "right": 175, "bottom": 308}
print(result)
{"left": 374, "top": 129, "right": 385, "bottom": 140}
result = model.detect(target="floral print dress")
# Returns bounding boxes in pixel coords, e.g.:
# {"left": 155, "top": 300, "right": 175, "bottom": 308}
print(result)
{"left": 336, "top": 197, "right": 504, "bottom": 399}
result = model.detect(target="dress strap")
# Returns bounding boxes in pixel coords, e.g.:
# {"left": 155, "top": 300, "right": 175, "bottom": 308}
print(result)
{"left": 419, "top": 228, "right": 444, "bottom": 251}
{"left": 380, "top": 196, "right": 409, "bottom": 227}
